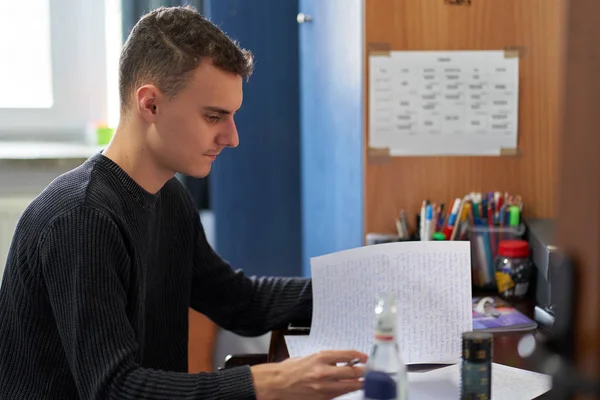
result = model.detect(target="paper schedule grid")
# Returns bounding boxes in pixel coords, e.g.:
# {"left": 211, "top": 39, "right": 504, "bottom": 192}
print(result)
{"left": 369, "top": 50, "right": 520, "bottom": 156}
{"left": 287, "top": 241, "right": 473, "bottom": 364}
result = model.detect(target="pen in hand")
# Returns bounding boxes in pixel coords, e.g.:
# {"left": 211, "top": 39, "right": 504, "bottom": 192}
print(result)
{"left": 345, "top": 358, "right": 361, "bottom": 367}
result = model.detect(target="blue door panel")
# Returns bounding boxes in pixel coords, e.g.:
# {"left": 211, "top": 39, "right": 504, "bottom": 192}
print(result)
{"left": 207, "top": 0, "right": 302, "bottom": 277}
{"left": 299, "top": 0, "right": 364, "bottom": 276}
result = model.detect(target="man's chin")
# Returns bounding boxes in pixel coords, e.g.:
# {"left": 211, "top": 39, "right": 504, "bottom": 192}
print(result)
{"left": 182, "top": 164, "right": 212, "bottom": 179}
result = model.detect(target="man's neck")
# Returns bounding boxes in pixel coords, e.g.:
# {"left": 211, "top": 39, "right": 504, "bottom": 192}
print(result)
{"left": 102, "top": 124, "right": 174, "bottom": 194}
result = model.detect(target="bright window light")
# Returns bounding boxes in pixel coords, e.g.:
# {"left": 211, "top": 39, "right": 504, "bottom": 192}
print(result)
{"left": 105, "top": 0, "right": 123, "bottom": 128}
{"left": 0, "top": 0, "right": 54, "bottom": 108}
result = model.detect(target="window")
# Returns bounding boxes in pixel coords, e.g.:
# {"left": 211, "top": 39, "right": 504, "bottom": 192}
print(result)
{"left": 0, "top": 0, "right": 54, "bottom": 109}
{"left": 105, "top": 0, "right": 123, "bottom": 129}
{"left": 0, "top": 0, "right": 122, "bottom": 140}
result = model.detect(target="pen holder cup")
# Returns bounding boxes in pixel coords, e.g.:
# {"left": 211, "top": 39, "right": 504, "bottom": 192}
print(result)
{"left": 468, "top": 224, "right": 526, "bottom": 290}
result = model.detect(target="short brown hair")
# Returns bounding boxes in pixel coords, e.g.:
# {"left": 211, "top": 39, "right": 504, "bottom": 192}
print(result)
{"left": 119, "top": 6, "right": 254, "bottom": 112}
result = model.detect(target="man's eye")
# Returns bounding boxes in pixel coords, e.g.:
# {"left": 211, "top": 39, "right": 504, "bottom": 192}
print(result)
{"left": 206, "top": 115, "right": 220, "bottom": 123}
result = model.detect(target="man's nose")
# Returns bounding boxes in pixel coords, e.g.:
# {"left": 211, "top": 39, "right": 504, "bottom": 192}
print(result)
{"left": 228, "top": 123, "right": 239, "bottom": 148}
{"left": 218, "top": 120, "right": 239, "bottom": 148}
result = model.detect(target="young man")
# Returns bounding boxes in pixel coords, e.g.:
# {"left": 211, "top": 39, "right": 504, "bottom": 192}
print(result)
{"left": 0, "top": 6, "right": 366, "bottom": 400}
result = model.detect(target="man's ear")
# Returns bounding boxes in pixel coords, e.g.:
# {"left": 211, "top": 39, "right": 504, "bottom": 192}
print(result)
{"left": 136, "top": 85, "right": 161, "bottom": 122}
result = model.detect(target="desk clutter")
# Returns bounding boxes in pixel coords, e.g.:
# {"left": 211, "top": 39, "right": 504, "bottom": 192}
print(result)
{"left": 368, "top": 191, "right": 534, "bottom": 300}
{"left": 472, "top": 296, "right": 537, "bottom": 333}
{"left": 333, "top": 363, "right": 551, "bottom": 400}
{"left": 286, "top": 241, "right": 551, "bottom": 399}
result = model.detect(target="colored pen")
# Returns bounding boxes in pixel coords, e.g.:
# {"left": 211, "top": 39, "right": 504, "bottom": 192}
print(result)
{"left": 467, "top": 201, "right": 475, "bottom": 226}
{"left": 420, "top": 200, "right": 427, "bottom": 240}
{"left": 495, "top": 192, "right": 503, "bottom": 222}
{"left": 400, "top": 210, "right": 409, "bottom": 240}
{"left": 515, "top": 195, "right": 523, "bottom": 211}
{"left": 345, "top": 358, "right": 361, "bottom": 367}
{"left": 488, "top": 203, "right": 496, "bottom": 256}
{"left": 509, "top": 205, "right": 520, "bottom": 227}
{"left": 499, "top": 204, "right": 506, "bottom": 241}
{"left": 431, "top": 204, "right": 439, "bottom": 237}
{"left": 458, "top": 208, "right": 470, "bottom": 240}
{"left": 437, "top": 203, "right": 445, "bottom": 231}
{"left": 472, "top": 193, "right": 482, "bottom": 220}
{"left": 443, "top": 197, "right": 462, "bottom": 240}
{"left": 451, "top": 197, "right": 469, "bottom": 241}
{"left": 396, "top": 218, "right": 404, "bottom": 239}
{"left": 424, "top": 204, "right": 433, "bottom": 241}
{"left": 487, "top": 192, "right": 495, "bottom": 219}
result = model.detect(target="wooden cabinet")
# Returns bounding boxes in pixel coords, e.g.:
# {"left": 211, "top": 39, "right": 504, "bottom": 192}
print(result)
{"left": 364, "top": 0, "right": 564, "bottom": 234}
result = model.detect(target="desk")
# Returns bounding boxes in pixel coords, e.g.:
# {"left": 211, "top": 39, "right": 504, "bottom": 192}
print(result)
{"left": 267, "top": 298, "right": 552, "bottom": 399}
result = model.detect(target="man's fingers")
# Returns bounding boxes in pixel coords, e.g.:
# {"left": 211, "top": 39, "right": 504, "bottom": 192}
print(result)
{"left": 314, "top": 350, "right": 368, "bottom": 365}
{"left": 305, "top": 350, "right": 368, "bottom": 398}
{"left": 316, "top": 365, "right": 365, "bottom": 380}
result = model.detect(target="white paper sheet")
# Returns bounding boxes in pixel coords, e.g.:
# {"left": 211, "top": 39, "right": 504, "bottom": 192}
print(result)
{"left": 369, "top": 50, "right": 520, "bottom": 156}
{"left": 333, "top": 363, "right": 552, "bottom": 400}
{"left": 287, "top": 241, "right": 472, "bottom": 364}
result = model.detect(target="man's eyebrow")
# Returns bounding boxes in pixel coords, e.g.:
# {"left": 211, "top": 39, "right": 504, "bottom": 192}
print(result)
{"left": 203, "top": 106, "right": 236, "bottom": 115}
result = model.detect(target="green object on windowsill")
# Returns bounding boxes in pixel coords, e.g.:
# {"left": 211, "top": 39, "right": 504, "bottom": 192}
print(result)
{"left": 96, "top": 126, "right": 114, "bottom": 145}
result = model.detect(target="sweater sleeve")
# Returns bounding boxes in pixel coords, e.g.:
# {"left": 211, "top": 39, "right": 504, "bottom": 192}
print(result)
{"left": 189, "top": 212, "right": 313, "bottom": 337}
{"left": 40, "top": 206, "right": 256, "bottom": 400}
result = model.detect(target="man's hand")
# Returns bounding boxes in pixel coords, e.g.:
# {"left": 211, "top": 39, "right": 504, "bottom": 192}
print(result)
{"left": 251, "top": 350, "right": 368, "bottom": 400}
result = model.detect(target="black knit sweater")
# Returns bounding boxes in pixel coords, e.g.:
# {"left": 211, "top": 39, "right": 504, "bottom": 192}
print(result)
{"left": 0, "top": 152, "right": 312, "bottom": 399}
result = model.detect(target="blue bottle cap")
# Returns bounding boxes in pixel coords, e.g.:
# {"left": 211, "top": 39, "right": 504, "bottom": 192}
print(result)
{"left": 363, "top": 370, "right": 397, "bottom": 399}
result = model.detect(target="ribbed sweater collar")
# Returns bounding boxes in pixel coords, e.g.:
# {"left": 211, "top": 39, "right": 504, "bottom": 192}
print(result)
{"left": 89, "top": 151, "right": 160, "bottom": 208}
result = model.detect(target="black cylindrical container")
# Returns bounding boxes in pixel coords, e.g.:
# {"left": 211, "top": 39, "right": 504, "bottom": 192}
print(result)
{"left": 461, "top": 331, "right": 492, "bottom": 400}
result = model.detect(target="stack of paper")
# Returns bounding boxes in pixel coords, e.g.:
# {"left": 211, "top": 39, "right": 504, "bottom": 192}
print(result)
{"left": 335, "top": 363, "right": 552, "bottom": 400}
{"left": 286, "top": 241, "right": 473, "bottom": 364}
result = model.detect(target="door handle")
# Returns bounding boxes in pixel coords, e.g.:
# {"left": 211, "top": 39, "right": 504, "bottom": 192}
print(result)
{"left": 297, "top": 13, "right": 313, "bottom": 24}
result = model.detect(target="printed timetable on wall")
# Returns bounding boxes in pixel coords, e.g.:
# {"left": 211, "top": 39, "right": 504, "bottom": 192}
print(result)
{"left": 368, "top": 50, "right": 520, "bottom": 156}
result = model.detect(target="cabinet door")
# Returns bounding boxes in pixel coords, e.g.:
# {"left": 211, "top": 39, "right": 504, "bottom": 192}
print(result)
{"left": 299, "top": 0, "right": 364, "bottom": 275}
{"left": 208, "top": 0, "right": 303, "bottom": 277}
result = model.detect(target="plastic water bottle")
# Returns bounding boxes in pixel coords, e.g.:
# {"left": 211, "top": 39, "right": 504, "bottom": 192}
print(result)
{"left": 363, "top": 294, "right": 408, "bottom": 400}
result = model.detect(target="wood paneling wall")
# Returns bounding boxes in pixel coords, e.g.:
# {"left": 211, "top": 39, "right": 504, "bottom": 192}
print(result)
{"left": 364, "top": 0, "right": 565, "bottom": 234}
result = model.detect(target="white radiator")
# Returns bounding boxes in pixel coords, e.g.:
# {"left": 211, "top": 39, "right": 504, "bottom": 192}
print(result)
{"left": 0, "top": 196, "right": 33, "bottom": 281}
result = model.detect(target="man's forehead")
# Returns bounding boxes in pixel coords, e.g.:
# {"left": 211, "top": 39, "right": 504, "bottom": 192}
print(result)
{"left": 189, "top": 61, "right": 242, "bottom": 107}
{"left": 192, "top": 61, "right": 241, "bottom": 88}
